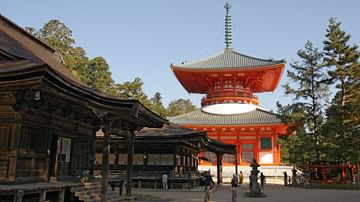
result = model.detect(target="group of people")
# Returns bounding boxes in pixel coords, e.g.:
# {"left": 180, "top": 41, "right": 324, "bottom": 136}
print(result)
{"left": 165, "top": 170, "right": 269, "bottom": 202}
{"left": 283, "top": 167, "right": 297, "bottom": 186}
{"left": 231, "top": 171, "right": 266, "bottom": 201}
{"left": 203, "top": 171, "right": 266, "bottom": 202}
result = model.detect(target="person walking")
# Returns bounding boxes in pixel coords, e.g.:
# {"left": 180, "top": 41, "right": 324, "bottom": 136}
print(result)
{"left": 292, "top": 166, "right": 297, "bottom": 184}
{"left": 203, "top": 171, "right": 214, "bottom": 202}
{"left": 260, "top": 172, "right": 266, "bottom": 190}
{"left": 162, "top": 173, "right": 168, "bottom": 189}
{"left": 283, "top": 171, "right": 288, "bottom": 186}
{"left": 231, "top": 174, "right": 238, "bottom": 202}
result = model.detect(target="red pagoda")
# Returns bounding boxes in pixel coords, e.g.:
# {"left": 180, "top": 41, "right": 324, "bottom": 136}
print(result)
{"left": 169, "top": 3, "right": 289, "bottom": 172}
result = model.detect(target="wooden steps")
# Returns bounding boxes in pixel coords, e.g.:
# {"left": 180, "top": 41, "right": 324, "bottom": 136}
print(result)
{"left": 70, "top": 180, "right": 122, "bottom": 202}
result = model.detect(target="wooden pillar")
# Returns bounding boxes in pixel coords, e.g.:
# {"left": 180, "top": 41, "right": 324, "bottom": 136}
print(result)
{"left": 126, "top": 130, "right": 135, "bottom": 197}
{"left": 341, "top": 166, "right": 345, "bottom": 183}
{"left": 39, "top": 190, "right": 46, "bottom": 202}
{"left": 216, "top": 153, "right": 222, "bottom": 184}
{"left": 89, "top": 138, "right": 96, "bottom": 177}
{"left": 114, "top": 144, "right": 119, "bottom": 170}
{"left": 255, "top": 129, "right": 259, "bottom": 162}
{"left": 143, "top": 146, "right": 147, "bottom": 172}
{"left": 234, "top": 147, "right": 238, "bottom": 176}
{"left": 9, "top": 124, "right": 21, "bottom": 182}
{"left": 101, "top": 119, "right": 111, "bottom": 202}
{"left": 52, "top": 138, "right": 62, "bottom": 180}
{"left": 14, "top": 190, "right": 24, "bottom": 202}
{"left": 322, "top": 167, "right": 327, "bottom": 183}
{"left": 57, "top": 188, "right": 65, "bottom": 202}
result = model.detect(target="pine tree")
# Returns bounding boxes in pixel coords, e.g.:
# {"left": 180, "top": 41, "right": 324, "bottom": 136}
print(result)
{"left": 166, "top": 98, "right": 196, "bottom": 117}
{"left": 280, "top": 41, "right": 330, "bottom": 162}
{"left": 87, "top": 56, "right": 116, "bottom": 94}
{"left": 149, "top": 92, "right": 167, "bottom": 117}
{"left": 115, "top": 77, "right": 151, "bottom": 107}
{"left": 322, "top": 18, "right": 360, "bottom": 164}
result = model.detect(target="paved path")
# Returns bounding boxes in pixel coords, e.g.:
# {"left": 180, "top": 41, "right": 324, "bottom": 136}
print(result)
{"left": 130, "top": 184, "right": 360, "bottom": 202}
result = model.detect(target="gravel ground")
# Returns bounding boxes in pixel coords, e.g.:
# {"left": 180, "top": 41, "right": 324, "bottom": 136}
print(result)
{"left": 127, "top": 183, "right": 360, "bottom": 202}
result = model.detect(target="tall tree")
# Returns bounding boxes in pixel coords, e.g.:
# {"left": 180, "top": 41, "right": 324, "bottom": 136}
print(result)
{"left": 323, "top": 18, "right": 360, "bottom": 107}
{"left": 149, "top": 92, "right": 167, "bottom": 117}
{"left": 26, "top": 20, "right": 119, "bottom": 95}
{"left": 322, "top": 18, "right": 360, "bottom": 163}
{"left": 115, "top": 77, "right": 150, "bottom": 107}
{"left": 280, "top": 41, "right": 330, "bottom": 162}
{"left": 39, "top": 20, "right": 78, "bottom": 70}
{"left": 87, "top": 56, "right": 115, "bottom": 94}
{"left": 166, "top": 98, "right": 196, "bottom": 117}
{"left": 27, "top": 20, "right": 89, "bottom": 83}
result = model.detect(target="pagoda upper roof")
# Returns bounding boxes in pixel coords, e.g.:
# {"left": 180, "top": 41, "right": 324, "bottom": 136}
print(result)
{"left": 168, "top": 108, "right": 283, "bottom": 126}
{"left": 172, "top": 48, "right": 284, "bottom": 70}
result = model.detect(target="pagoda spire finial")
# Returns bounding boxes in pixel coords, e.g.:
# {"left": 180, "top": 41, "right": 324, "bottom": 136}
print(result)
{"left": 224, "top": 2, "right": 232, "bottom": 49}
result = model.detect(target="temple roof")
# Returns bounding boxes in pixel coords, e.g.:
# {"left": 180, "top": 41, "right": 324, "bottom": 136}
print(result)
{"left": 172, "top": 48, "right": 284, "bottom": 70}
{"left": 136, "top": 123, "right": 236, "bottom": 154}
{"left": 0, "top": 14, "right": 167, "bottom": 128}
{"left": 168, "top": 108, "right": 283, "bottom": 126}
{"left": 98, "top": 123, "right": 236, "bottom": 154}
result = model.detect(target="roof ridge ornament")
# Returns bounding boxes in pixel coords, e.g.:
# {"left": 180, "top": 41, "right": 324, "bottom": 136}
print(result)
{"left": 224, "top": 2, "right": 232, "bottom": 49}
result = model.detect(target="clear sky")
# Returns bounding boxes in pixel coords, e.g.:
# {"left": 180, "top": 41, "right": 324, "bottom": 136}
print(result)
{"left": 1, "top": 0, "right": 359, "bottom": 111}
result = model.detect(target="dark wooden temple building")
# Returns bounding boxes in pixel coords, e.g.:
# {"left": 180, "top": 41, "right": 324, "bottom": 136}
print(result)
{"left": 0, "top": 14, "right": 166, "bottom": 201}
{"left": 95, "top": 123, "right": 236, "bottom": 188}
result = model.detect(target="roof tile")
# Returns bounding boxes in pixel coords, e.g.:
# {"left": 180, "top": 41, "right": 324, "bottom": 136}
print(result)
{"left": 168, "top": 108, "right": 283, "bottom": 125}
{"left": 173, "top": 48, "right": 284, "bottom": 70}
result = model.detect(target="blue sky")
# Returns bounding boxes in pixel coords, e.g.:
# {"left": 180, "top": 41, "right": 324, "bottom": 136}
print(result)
{"left": 1, "top": 0, "right": 359, "bottom": 111}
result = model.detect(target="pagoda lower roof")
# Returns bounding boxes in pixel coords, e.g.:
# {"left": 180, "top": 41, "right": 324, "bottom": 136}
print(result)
{"left": 172, "top": 48, "right": 284, "bottom": 70}
{"left": 168, "top": 108, "right": 283, "bottom": 126}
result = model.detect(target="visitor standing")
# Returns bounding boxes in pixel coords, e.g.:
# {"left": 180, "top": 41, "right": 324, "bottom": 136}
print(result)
{"left": 231, "top": 174, "right": 238, "bottom": 202}
{"left": 162, "top": 173, "right": 168, "bottom": 189}
{"left": 203, "top": 171, "right": 214, "bottom": 202}
{"left": 283, "top": 171, "right": 288, "bottom": 186}
{"left": 239, "top": 171, "right": 244, "bottom": 185}
{"left": 260, "top": 172, "right": 266, "bottom": 190}
{"left": 292, "top": 166, "right": 297, "bottom": 184}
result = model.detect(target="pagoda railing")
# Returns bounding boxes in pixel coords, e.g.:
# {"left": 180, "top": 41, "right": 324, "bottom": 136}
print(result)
{"left": 205, "top": 89, "right": 258, "bottom": 100}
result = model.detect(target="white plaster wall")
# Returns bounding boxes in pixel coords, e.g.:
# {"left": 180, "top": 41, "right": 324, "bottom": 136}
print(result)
{"left": 259, "top": 151, "right": 273, "bottom": 164}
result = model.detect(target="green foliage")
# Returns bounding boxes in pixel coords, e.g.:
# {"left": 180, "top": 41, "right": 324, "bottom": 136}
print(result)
{"left": 39, "top": 20, "right": 89, "bottom": 79}
{"left": 322, "top": 18, "right": 360, "bottom": 164}
{"left": 280, "top": 41, "right": 330, "bottom": 162}
{"left": 323, "top": 18, "right": 360, "bottom": 106}
{"left": 166, "top": 98, "right": 196, "bottom": 117}
{"left": 87, "top": 56, "right": 115, "bottom": 94}
{"left": 149, "top": 92, "right": 167, "bottom": 117}
{"left": 25, "top": 19, "right": 197, "bottom": 120}
{"left": 279, "top": 18, "right": 360, "bottom": 165}
{"left": 26, "top": 20, "right": 95, "bottom": 86}
{"left": 276, "top": 102, "right": 317, "bottom": 164}
{"left": 115, "top": 77, "right": 151, "bottom": 107}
